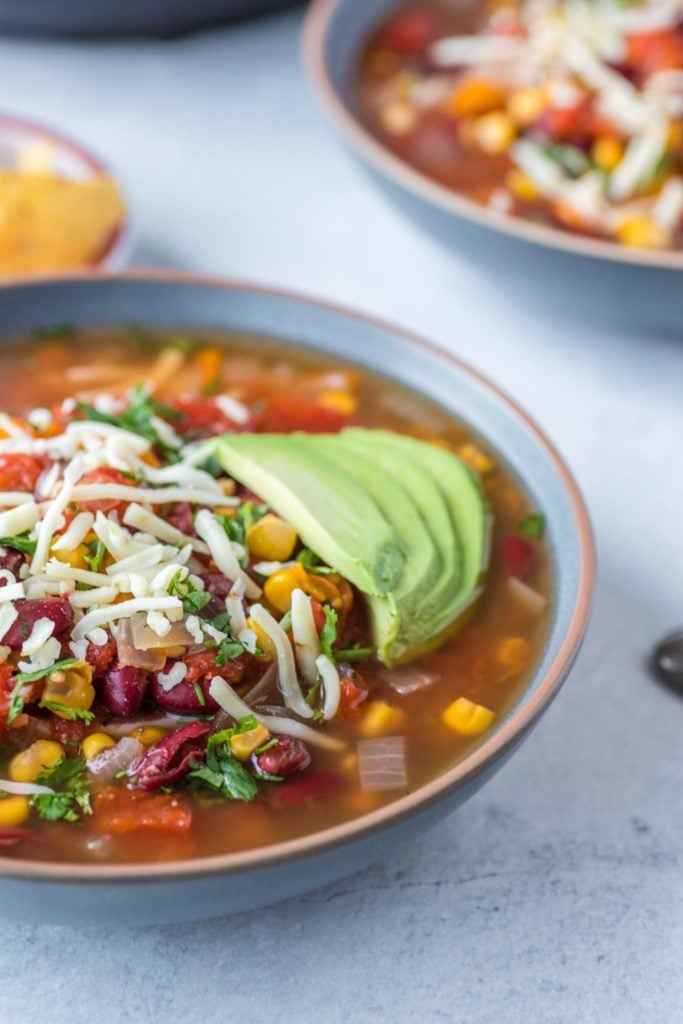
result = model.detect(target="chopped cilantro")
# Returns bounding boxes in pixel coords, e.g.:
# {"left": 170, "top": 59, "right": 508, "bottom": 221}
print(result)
{"left": 334, "top": 645, "right": 374, "bottom": 663}
{"left": 218, "top": 502, "right": 269, "bottom": 551}
{"left": 278, "top": 610, "right": 292, "bottom": 633}
{"left": 15, "top": 658, "right": 83, "bottom": 685}
{"left": 0, "top": 533, "right": 37, "bottom": 555}
{"left": 213, "top": 639, "right": 248, "bottom": 666}
{"left": 30, "top": 756, "right": 92, "bottom": 823}
{"left": 168, "top": 569, "right": 212, "bottom": 616}
{"left": 193, "top": 682, "right": 207, "bottom": 707}
{"left": 319, "top": 605, "right": 338, "bottom": 661}
{"left": 39, "top": 702, "right": 95, "bottom": 723}
{"left": 201, "top": 376, "right": 222, "bottom": 397}
{"left": 6, "top": 678, "right": 25, "bottom": 725}
{"left": 209, "top": 715, "right": 260, "bottom": 748}
{"left": 296, "top": 548, "right": 335, "bottom": 574}
{"left": 544, "top": 143, "right": 591, "bottom": 178}
{"left": 76, "top": 385, "right": 181, "bottom": 462}
{"left": 519, "top": 513, "right": 546, "bottom": 540}
{"left": 83, "top": 538, "right": 106, "bottom": 572}
{"left": 187, "top": 744, "right": 258, "bottom": 802}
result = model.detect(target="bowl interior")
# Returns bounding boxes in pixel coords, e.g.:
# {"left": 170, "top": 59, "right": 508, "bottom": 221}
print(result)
{"left": 0, "top": 274, "right": 593, "bottom": 878}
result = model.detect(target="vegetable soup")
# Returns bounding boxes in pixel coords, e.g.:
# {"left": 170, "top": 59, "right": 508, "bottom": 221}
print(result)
{"left": 355, "top": 1, "right": 683, "bottom": 251}
{"left": 0, "top": 329, "right": 551, "bottom": 864}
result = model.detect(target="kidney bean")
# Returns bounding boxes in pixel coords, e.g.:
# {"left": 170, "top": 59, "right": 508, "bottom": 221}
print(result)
{"left": 0, "top": 549, "right": 25, "bottom": 577}
{"left": 3, "top": 599, "right": 73, "bottom": 651}
{"left": 253, "top": 736, "right": 311, "bottom": 778}
{"left": 168, "top": 502, "right": 194, "bottom": 536}
{"left": 499, "top": 536, "right": 534, "bottom": 579}
{"left": 150, "top": 670, "right": 219, "bottom": 715}
{"left": 98, "top": 665, "right": 148, "bottom": 717}
{"left": 128, "top": 721, "right": 212, "bottom": 791}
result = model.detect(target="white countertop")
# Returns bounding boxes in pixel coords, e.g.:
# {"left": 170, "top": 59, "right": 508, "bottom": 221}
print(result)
{"left": 1, "top": 9, "right": 682, "bottom": 1023}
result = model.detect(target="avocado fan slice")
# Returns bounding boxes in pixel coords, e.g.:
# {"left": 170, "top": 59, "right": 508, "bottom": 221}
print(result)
{"left": 211, "top": 429, "right": 489, "bottom": 667}
{"left": 211, "top": 433, "right": 405, "bottom": 597}
{"left": 295, "top": 435, "right": 443, "bottom": 665}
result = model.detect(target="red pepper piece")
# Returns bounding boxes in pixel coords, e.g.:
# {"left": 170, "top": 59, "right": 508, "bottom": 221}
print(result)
{"left": 499, "top": 536, "right": 535, "bottom": 579}
{"left": 128, "top": 721, "right": 212, "bottom": 791}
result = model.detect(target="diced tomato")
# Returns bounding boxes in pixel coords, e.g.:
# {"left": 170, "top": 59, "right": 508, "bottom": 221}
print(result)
{"left": 0, "top": 453, "right": 44, "bottom": 493}
{"left": 499, "top": 536, "right": 534, "bottom": 578}
{"left": 378, "top": 8, "right": 441, "bottom": 56}
{"left": 49, "top": 717, "right": 88, "bottom": 746}
{"left": 77, "top": 467, "right": 131, "bottom": 515}
{"left": 338, "top": 676, "right": 369, "bottom": 717}
{"left": 84, "top": 636, "right": 117, "bottom": 680}
{"left": 538, "top": 99, "right": 618, "bottom": 142}
{"left": 183, "top": 649, "right": 248, "bottom": 686}
{"left": 256, "top": 394, "right": 350, "bottom": 434}
{"left": 310, "top": 599, "right": 326, "bottom": 633}
{"left": 629, "top": 29, "right": 683, "bottom": 75}
{"left": 172, "top": 396, "right": 253, "bottom": 438}
{"left": 267, "top": 771, "right": 345, "bottom": 808}
{"left": 94, "top": 786, "right": 193, "bottom": 834}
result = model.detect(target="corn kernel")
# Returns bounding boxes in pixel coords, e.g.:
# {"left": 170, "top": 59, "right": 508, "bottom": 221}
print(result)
{"left": 319, "top": 390, "right": 358, "bottom": 416}
{"left": 52, "top": 546, "right": 88, "bottom": 570}
{"left": 0, "top": 795, "right": 29, "bottom": 827}
{"left": 230, "top": 724, "right": 270, "bottom": 762}
{"left": 359, "top": 700, "right": 405, "bottom": 738}
{"left": 41, "top": 663, "right": 95, "bottom": 720}
{"left": 246, "top": 617, "right": 277, "bottom": 660}
{"left": 471, "top": 111, "right": 516, "bottom": 155}
{"left": 218, "top": 477, "right": 236, "bottom": 496}
{"left": 442, "top": 697, "right": 495, "bottom": 736}
{"left": 507, "top": 86, "right": 547, "bottom": 127}
{"left": 248, "top": 514, "right": 298, "bottom": 562}
{"left": 497, "top": 636, "right": 531, "bottom": 671}
{"left": 130, "top": 726, "right": 167, "bottom": 747}
{"left": 667, "top": 120, "right": 683, "bottom": 150}
{"left": 10, "top": 739, "right": 64, "bottom": 783}
{"left": 82, "top": 733, "right": 115, "bottom": 761}
{"left": 617, "top": 216, "right": 669, "bottom": 249}
{"left": 457, "top": 443, "right": 494, "bottom": 475}
{"left": 380, "top": 99, "right": 417, "bottom": 135}
{"left": 506, "top": 168, "right": 540, "bottom": 202}
{"left": 448, "top": 77, "right": 505, "bottom": 118}
{"left": 591, "top": 136, "right": 624, "bottom": 173}
{"left": 263, "top": 563, "right": 309, "bottom": 614}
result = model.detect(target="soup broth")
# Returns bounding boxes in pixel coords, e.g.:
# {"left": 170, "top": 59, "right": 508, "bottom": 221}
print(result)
{"left": 0, "top": 329, "right": 551, "bottom": 865}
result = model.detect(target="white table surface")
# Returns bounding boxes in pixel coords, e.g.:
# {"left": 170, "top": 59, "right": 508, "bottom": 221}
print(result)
{"left": 1, "top": 9, "right": 682, "bottom": 1023}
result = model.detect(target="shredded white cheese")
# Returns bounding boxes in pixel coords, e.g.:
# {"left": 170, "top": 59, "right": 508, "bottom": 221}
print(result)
{"left": 249, "top": 603, "right": 312, "bottom": 719}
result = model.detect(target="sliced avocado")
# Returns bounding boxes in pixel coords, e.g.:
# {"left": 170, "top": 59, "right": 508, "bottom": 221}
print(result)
{"left": 212, "top": 433, "right": 405, "bottom": 596}
{"left": 342, "top": 428, "right": 489, "bottom": 646}
{"left": 296, "top": 435, "right": 442, "bottom": 664}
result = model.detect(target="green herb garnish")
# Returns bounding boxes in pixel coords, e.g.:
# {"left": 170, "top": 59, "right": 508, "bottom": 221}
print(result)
{"left": 83, "top": 538, "right": 106, "bottom": 572}
{"left": 0, "top": 533, "right": 37, "bottom": 555}
{"left": 30, "top": 756, "right": 92, "bottom": 823}
{"left": 296, "top": 548, "right": 336, "bottom": 574}
{"left": 320, "top": 605, "right": 338, "bottom": 662}
{"left": 217, "top": 502, "right": 269, "bottom": 554}
{"left": 15, "top": 658, "right": 83, "bottom": 685}
{"left": 6, "top": 678, "right": 25, "bottom": 725}
{"left": 519, "top": 513, "right": 546, "bottom": 540}
{"left": 187, "top": 744, "right": 258, "bottom": 802}
{"left": 130, "top": 328, "right": 196, "bottom": 354}
{"left": 334, "top": 645, "right": 373, "bottom": 663}
{"left": 39, "top": 702, "right": 95, "bottom": 723}
{"left": 76, "top": 385, "right": 182, "bottom": 462}
{"left": 168, "top": 569, "right": 213, "bottom": 616}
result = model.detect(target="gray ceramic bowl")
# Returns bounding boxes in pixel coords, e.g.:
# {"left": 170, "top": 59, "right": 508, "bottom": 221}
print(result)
{"left": 303, "top": 0, "right": 683, "bottom": 327}
{"left": 0, "top": 272, "right": 594, "bottom": 926}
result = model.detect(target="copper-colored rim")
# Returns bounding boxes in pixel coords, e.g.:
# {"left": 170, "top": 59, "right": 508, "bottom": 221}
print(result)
{"left": 302, "top": 0, "right": 683, "bottom": 272}
{"left": 0, "top": 111, "right": 128, "bottom": 270}
{"left": 0, "top": 269, "right": 595, "bottom": 884}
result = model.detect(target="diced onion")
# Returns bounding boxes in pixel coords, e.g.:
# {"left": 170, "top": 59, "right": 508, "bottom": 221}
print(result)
{"left": 380, "top": 664, "right": 440, "bottom": 696}
{"left": 130, "top": 612, "right": 193, "bottom": 651}
{"left": 315, "top": 653, "right": 340, "bottom": 720}
{"left": 87, "top": 737, "right": 144, "bottom": 781}
{"left": 358, "top": 737, "right": 407, "bottom": 792}
{"left": 508, "top": 576, "right": 547, "bottom": 613}
{"left": 0, "top": 778, "right": 54, "bottom": 795}
{"left": 115, "top": 618, "right": 166, "bottom": 671}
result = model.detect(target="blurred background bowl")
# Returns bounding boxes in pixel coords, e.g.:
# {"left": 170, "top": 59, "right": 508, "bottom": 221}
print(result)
{"left": 303, "top": 0, "right": 683, "bottom": 329}
{"left": 0, "top": 0, "right": 300, "bottom": 37}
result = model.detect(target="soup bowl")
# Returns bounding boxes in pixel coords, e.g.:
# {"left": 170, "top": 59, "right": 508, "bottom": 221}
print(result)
{"left": 303, "top": 0, "right": 683, "bottom": 328}
{"left": 0, "top": 271, "right": 593, "bottom": 926}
